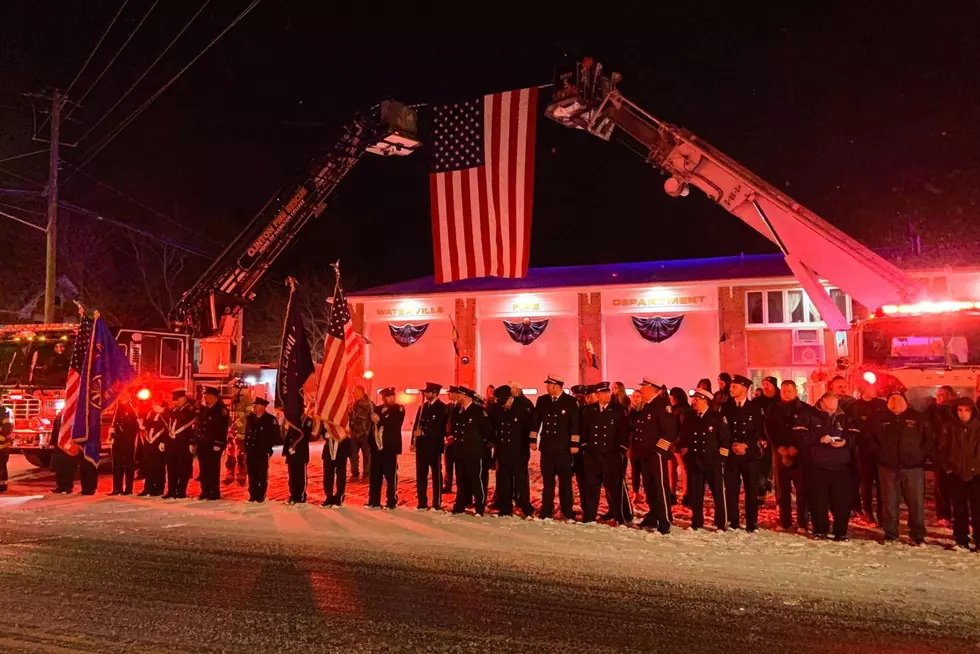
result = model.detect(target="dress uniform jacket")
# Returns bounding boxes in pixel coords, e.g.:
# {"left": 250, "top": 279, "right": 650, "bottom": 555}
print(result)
{"left": 167, "top": 403, "right": 197, "bottom": 451}
{"left": 372, "top": 404, "right": 405, "bottom": 454}
{"left": 490, "top": 403, "right": 530, "bottom": 460}
{"left": 677, "top": 409, "right": 731, "bottom": 471}
{"left": 630, "top": 394, "right": 677, "bottom": 459}
{"left": 721, "top": 398, "right": 766, "bottom": 461}
{"left": 111, "top": 402, "right": 141, "bottom": 453}
{"left": 244, "top": 412, "right": 278, "bottom": 456}
{"left": 196, "top": 401, "right": 230, "bottom": 451}
{"left": 452, "top": 402, "right": 492, "bottom": 460}
{"left": 414, "top": 399, "right": 448, "bottom": 459}
{"left": 531, "top": 392, "right": 581, "bottom": 453}
{"left": 511, "top": 393, "right": 535, "bottom": 458}
{"left": 581, "top": 402, "right": 629, "bottom": 455}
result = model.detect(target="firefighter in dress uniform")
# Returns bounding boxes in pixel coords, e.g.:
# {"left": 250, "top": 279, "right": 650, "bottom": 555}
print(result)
{"left": 225, "top": 383, "right": 252, "bottom": 486}
{"left": 677, "top": 388, "right": 731, "bottom": 531}
{"left": 442, "top": 386, "right": 461, "bottom": 493}
{"left": 450, "top": 386, "right": 493, "bottom": 515}
{"left": 319, "top": 413, "right": 350, "bottom": 507}
{"left": 196, "top": 386, "right": 230, "bottom": 501}
{"left": 631, "top": 378, "right": 677, "bottom": 532}
{"left": 489, "top": 385, "right": 535, "bottom": 517}
{"left": 163, "top": 389, "right": 196, "bottom": 499}
{"left": 530, "top": 374, "right": 581, "bottom": 521}
{"left": 283, "top": 402, "right": 309, "bottom": 504}
{"left": 412, "top": 382, "right": 448, "bottom": 510}
{"left": 581, "top": 381, "right": 632, "bottom": 525}
{"left": 721, "top": 375, "right": 766, "bottom": 532}
{"left": 571, "top": 384, "right": 595, "bottom": 513}
{"left": 108, "top": 392, "right": 140, "bottom": 496}
{"left": 367, "top": 387, "right": 404, "bottom": 509}
{"left": 244, "top": 397, "right": 278, "bottom": 503}
{"left": 509, "top": 381, "right": 536, "bottom": 513}
{"left": 0, "top": 405, "right": 13, "bottom": 493}
{"left": 139, "top": 401, "right": 169, "bottom": 496}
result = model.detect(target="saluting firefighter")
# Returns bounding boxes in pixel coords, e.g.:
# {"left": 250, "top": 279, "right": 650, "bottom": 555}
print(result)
{"left": 196, "top": 386, "right": 230, "bottom": 501}
{"left": 368, "top": 387, "right": 405, "bottom": 509}
{"left": 244, "top": 397, "right": 278, "bottom": 503}
{"left": 450, "top": 386, "right": 493, "bottom": 515}
{"left": 631, "top": 378, "right": 678, "bottom": 532}
{"left": 163, "top": 389, "right": 196, "bottom": 499}
{"left": 139, "top": 400, "right": 169, "bottom": 496}
{"left": 530, "top": 374, "right": 581, "bottom": 521}
{"left": 442, "top": 386, "right": 461, "bottom": 494}
{"left": 318, "top": 413, "right": 350, "bottom": 507}
{"left": 283, "top": 405, "right": 309, "bottom": 505}
{"left": 678, "top": 388, "right": 731, "bottom": 531}
{"left": 108, "top": 391, "right": 140, "bottom": 496}
{"left": 581, "top": 381, "right": 632, "bottom": 524}
{"left": 721, "top": 375, "right": 767, "bottom": 532}
{"left": 489, "top": 385, "right": 535, "bottom": 517}
{"left": 412, "top": 382, "right": 449, "bottom": 511}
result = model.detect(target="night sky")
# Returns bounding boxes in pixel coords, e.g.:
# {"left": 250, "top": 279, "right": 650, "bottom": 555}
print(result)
{"left": 2, "top": 3, "right": 979, "bottom": 297}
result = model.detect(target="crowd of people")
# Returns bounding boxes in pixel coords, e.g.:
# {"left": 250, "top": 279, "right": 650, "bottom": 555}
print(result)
{"left": 25, "top": 372, "right": 980, "bottom": 551}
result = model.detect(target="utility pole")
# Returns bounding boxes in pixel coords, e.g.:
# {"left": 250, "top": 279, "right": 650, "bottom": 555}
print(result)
{"left": 44, "top": 90, "right": 61, "bottom": 323}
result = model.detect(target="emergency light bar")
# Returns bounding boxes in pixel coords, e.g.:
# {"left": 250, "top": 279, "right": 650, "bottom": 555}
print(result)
{"left": 876, "top": 300, "right": 980, "bottom": 317}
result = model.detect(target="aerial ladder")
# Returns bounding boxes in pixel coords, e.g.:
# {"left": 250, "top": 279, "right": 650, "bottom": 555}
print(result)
{"left": 545, "top": 58, "right": 923, "bottom": 331}
{"left": 170, "top": 101, "right": 420, "bottom": 343}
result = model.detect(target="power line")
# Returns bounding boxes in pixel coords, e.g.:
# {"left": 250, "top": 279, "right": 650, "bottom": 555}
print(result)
{"left": 36, "top": 0, "right": 130, "bottom": 136}
{"left": 0, "top": 149, "right": 49, "bottom": 165}
{"left": 63, "top": 0, "right": 161, "bottom": 125}
{"left": 75, "top": 1, "right": 212, "bottom": 146}
{"left": 0, "top": 208, "right": 45, "bottom": 232}
{"left": 0, "top": 201, "right": 47, "bottom": 217}
{"left": 69, "top": 0, "right": 263, "bottom": 176}
{"left": 0, "top": 165, "right": 44, "bottom": 188}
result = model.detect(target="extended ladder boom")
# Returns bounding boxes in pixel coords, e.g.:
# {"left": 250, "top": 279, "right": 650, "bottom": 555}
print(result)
{"left": 546, "top": 59, "right": 922, "bottom": 330}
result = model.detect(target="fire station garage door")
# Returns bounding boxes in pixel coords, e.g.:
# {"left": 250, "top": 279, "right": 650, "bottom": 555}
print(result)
{"left": 604, "top": 311, "right": 720, "bottom": 394}
{"left": 479, "top": 316, "right": 578, "bottom": 395}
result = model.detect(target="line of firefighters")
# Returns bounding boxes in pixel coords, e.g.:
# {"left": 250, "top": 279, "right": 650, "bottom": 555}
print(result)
{"left": 28, "top": 371, "right": 980, "bottom": 550}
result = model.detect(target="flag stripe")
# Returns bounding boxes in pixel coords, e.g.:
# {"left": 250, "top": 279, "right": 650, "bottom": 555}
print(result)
{"left": 486, "top": 93, "right": 505, "bottom": 277}
{"left": 521, "top": 87, "right": 538, "bottom": 277}
{"left": 507, "top": 90, "right": 521, "bottom": 278}
{"left": 496, "top": 93, "right": 512, "bottom": 278}
{"left": 429, "top": 176, "right": 445, "bottom": 284}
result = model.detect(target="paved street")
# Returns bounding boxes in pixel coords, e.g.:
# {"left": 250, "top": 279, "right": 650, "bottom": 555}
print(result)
{"left": 1, "top": 447, "right": 979, "bottom": 652}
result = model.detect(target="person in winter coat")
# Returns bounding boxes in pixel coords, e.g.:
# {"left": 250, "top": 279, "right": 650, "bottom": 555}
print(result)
{"left": 805, "top": 393, "right": 859, "bottom": 541}
{"left": 938, "top": 398, "right": 980, "bottom": 550}
{"left": 871, "top": 392, "right": 934, "bottom": 544}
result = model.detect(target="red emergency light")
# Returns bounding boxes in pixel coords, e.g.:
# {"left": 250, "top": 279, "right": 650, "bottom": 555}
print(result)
{"left": 136, "top": 388, "right": 152, "bottom": 401}
{"left": 876, "top": 300, "right": 980, "bottom": 317}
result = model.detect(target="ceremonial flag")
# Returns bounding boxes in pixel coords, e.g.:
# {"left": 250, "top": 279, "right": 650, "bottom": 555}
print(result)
{"left": 585, "top": 339, "right": 599, "bottom": 370}
{"left": 276, "top": 279, "right": 314, "bottom": 433}
{"left": 429, "top": 87, "right": 539, "bottom": 283}
{"left": 58, "top": 315, "right": 136, "bottom": 465}
{"left": 313, "top": 271, "right": 353, "bottom": 437}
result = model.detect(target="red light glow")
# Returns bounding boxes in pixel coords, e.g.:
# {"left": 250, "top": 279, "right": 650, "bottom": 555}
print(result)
{"left": 863, "top": 371, "right": 877, "bottom": 385}
{"left": 136, "top": 388, "right": 152, "bottom": 401}
{"left": 880, "top": 300, "right": 980, "bottom": 316}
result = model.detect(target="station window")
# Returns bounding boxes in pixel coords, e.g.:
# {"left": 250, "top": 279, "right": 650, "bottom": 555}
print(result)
{"left": 745, "top": 288, "right": 851, "bottom": 328}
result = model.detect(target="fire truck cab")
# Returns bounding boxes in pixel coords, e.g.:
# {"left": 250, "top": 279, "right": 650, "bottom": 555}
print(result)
{"left": 842, "top": 301, "right": 980, "bottom": 410}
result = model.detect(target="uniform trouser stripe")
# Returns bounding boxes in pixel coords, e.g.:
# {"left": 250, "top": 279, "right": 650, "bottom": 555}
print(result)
{"left": 477, "top": 459, "right": 485, "bottom": 506}
{"left": 658, "top": 452, "right": 671, "bottom": 526}
{"left": 719, "top": 464, "right": 728, "bottom": 527}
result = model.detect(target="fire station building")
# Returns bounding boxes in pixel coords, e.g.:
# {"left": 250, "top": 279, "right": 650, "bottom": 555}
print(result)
{"left": 348, "top": 250, "right": 980, "bottom": 405}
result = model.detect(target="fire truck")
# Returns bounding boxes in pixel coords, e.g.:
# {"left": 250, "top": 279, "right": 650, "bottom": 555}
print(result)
{"left": 840, "top": 301, "right": 980, "bottom": 409}
{"left": 0, "top": 100, "right": 420, "bottom": 467}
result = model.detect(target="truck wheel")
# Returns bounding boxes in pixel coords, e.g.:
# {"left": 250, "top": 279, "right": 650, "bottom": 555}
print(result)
{"left": 24, "top": 451, "right": 53, "bottom": 469}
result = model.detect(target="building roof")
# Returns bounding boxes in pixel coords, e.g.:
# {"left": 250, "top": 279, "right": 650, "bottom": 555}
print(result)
{"left": 351, "top": 244, "right": 980, "bottom": 298}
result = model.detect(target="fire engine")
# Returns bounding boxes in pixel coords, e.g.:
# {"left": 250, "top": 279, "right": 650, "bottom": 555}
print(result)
{"left": 0, "top": 100, "right": 420, "bottom": 467}
{"left": 840, "top": 301, "right": 980, "bottom": 409}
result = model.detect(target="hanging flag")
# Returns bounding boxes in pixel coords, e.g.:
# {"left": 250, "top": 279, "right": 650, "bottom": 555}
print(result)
{"left": 585, "top": 338, "right": 599, "bottom": 370}
{"left": 312, "top": 267, "right": 353, "bottom": 437}
{"left": 276, "top": 278, "right": 314, "bottom": 434}
{"left": 429, "top": 87, "right": 539, "bottom": 283}
{"left": 58, "top": 314, "right": 136, "bottom": 465}
{"left": 450, "top": 315, "right": 460, "bottom": 357}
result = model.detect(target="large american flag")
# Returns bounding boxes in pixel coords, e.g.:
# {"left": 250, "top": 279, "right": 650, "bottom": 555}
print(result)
{"left": 57, "top": 317, "right": 93, "bottom": 452}
{"left": 313, "top": 281, "right": 354, "bottom": 436}
{"left": 429, "top": 87, "right": 539, "bottom": 283}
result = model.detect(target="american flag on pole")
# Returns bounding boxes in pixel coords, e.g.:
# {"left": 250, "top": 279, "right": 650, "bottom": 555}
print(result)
{"left": 57, "top": 317, "right": 93, "bottom": 454}
{"left": 313, "top": 276, "right": 354, "bottom": 437}
{"left": 429, "top": 87, "right": 539, "bottom": 283}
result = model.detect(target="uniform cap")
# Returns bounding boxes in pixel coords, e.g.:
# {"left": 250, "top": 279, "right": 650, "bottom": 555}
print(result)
{"left": 594, "top": 381, "right": 611, "bottom": 393}
{"left": 379, "top": 387, "right": 396, "bottom": 397}
{"left": 447, "top": 385, "right": 460, "bottom": 394}
{"left": 253, "top": 397, "right": 270, "bottom": 407}
{"left": 203, "top": 386, "right": 220, "bottom": 397}
{"left": 457, "top": 386, "right": 481, "bottom": 402}
{"left": 171, "top": 389, "right": 187, "bottom": 400}
{"left": 544, "top": 373, "right": 565, "bottom": 386}
{"left": 639, "top": 377, "right": 662, "bottom": 389}
{"left": 494, "top": 386, "right": 513, "bottom": 403}
{"left": 731, "top": 374, "right": 753, "bottom": 388}
{"left": 423, "top": 382, "right": 442, "bottom": 394}
{"left": 570, "top": 385, "right": 588, "bottom": 395}
{"left": 691, "top": 388, "right": 714, "bottom": 403}
{"left": 763, "top": 376, "right": 779, "bottom": 388}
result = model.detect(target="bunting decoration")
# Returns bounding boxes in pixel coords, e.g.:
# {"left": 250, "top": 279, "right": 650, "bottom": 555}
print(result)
{"left": 389, "top": 323, "right": 429, "bottom": 348}
{"left": 503, "top": 317, "right": 548, "bottom": 346}
{"left": 631, "top": 315, "right": 684, "bottom": 343}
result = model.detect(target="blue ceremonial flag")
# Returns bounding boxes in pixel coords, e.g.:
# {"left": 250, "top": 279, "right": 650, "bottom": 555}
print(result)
{"left": 276, "top": 279, "right": 314, "bottom": 432}
{"left": 70, "top": 315, "right": 136, "bottom": 465}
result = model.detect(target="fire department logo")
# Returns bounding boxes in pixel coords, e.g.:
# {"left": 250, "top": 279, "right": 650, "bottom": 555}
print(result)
{"left": 89, "top": 375, "right": 104, "bottom": 410}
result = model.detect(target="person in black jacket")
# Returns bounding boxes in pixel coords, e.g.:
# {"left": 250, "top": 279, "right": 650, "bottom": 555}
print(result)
{"left": 508, "top": 381, "right": 536, "bottom": 515}
{"left": 847, "top": 383, "right": 887, "bottom": 524}
{"left": 489, "top": 385, "right": 534, "bottom": 516}
{"left": 769, "top": 380, "right": 814, "bottom": 531}
{"left": 196, "top": 387, "right": 230, "bottom": 501}
{"left": 450, "top": 386, "right": 493, "bottom": 515}
{"left": 677, "top": 388, "right": 730, "bottom": 531}
{"left": 368, "top": 387, "right": 405, "bottom": 509}
{"left": 317, "top": 414, "right": 350, "bottom": 506}
{"left": 164, "top": 389, "right": 197, "bottom": 499}
{"left": 756, "top": 376, "right": 780, "bottom": 501}
{"left": 530, "top": 374, "right": 581, "bottom": 521}
{"left": 412, "top": 382, "right": 448, "bottom": 510}
{"left": 442, "top": 386, "right": 460, "bottom": 493}
{"left": 139, "top": 402, "right": 169, "bottom": 497}
{"left": 282, "top": 401, "right": 308, "bottom": 505}
{"left": 927, "top": 385, "right": 958, "bottom": 523}
{"left": 632, "top": 378, "right": 677, "bottom": 532}
{"left": 580, "top": 381, "right": 631, "bottom": 524}
{"left": 806, "top": 393, "right": 859, "bottom": 540}
{"left": 938, "top": 398, "right": 980, "bottom": 550}
{"left": 722, "top": 375, "right": 766, "bottom": 532}
{"left": 244, "top": 398, "right": 278, "bottom": 503}
{"left": 0, "top": 405, "right": 11, "bottom": 493}
{"left": 871, "top": 392, "right": 934, "bottom": 544}
{"left": 108, "top": 393, "right": 140, "bottom": 496}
